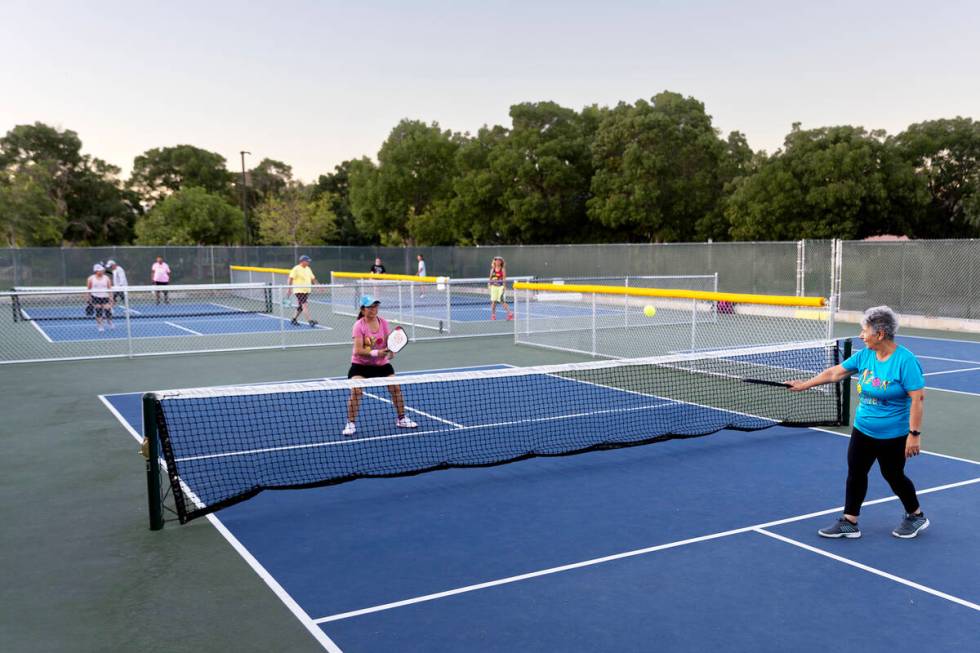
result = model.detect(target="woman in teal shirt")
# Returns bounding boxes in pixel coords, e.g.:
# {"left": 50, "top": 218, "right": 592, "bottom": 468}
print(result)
{"left": 789, "top": 306, "right": 928, "bottom": 539}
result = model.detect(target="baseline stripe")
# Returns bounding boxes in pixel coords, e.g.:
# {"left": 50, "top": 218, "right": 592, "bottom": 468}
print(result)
{"left": 754, "top": 528, "right": 980, "bottom": 612}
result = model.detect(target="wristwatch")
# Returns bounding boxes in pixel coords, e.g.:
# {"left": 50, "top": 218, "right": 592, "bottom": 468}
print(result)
{"left": 909, "top": 430, "right": 921, "bottom": 436}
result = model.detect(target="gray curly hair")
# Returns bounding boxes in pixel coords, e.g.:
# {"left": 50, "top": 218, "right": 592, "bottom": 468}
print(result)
{"left": 862, "top": 306, "right": 899, "bottom": 340}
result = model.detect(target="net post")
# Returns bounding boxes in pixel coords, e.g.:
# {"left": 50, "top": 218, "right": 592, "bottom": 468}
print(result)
{"left": 11, "top": 290, "right": 21, "bottom": 323}
{"left": 796, "top": 239, "right": 805, "bottom": 296}
{"left": 712, "top": 272, "right": 719, "bottom": 323}
{"left": 826, "top": 295, "right": 836, "bottom": 340}
{"left": 689, "top": 298, "right": 697, "bottom": 351}
{"left": 142, "top": 394, "right": 164, "bottom": 531}
{"left": 263, "top": 282, "right": 273, "bottom": 314}
{"left": 513, "top": 285, "right": 519, "bottom": 343}
{"left": 277, "top": 284, "right": 285, "bottom": 349}
{"left": 591, "top": 291, "right": 597, "bottom": 357}
{"left": 841, "top": 338, "right": 852, "bottom": 426}
{"left": 445, "top": 277, "right": 451, "bottom": 332}
{"left": 409, "top": 281, "right": 416, "bottom": 341}
{"left": 624, "top": 277, "right": 630, "bottom": 328}
{"left": 124, "top": 291, "right": 133, "bottom": 358}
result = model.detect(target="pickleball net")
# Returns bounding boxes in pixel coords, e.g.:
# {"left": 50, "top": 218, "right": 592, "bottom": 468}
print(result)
{"left": 10, "top": 283, "right": 274, "bottom": 322}
{"left": 144, "top": 339, "right": 849, "bottom": 526}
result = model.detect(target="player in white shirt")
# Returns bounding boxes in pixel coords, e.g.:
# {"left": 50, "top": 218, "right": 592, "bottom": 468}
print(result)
{"left": 87, "top": 264, "right": 114, "bottom": 332}
{"left": 106, "top": 259, "right": 128, "bottom": 303}
{"left": 416, "top": 254, "right": 427, "bottom": 299}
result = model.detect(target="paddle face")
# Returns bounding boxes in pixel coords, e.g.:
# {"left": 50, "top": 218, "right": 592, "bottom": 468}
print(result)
{"left": 387, "top": 326, "right": 409, "bottom": 353}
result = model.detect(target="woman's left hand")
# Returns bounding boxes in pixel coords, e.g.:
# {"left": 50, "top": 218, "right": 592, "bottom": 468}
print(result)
{"left": 905, "top": 434, "right": 921, "bottom": 458}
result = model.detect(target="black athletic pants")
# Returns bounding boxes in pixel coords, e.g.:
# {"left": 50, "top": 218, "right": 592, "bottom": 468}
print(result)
{"left": 845, "top": 428, "right": 919, "bottom": 516}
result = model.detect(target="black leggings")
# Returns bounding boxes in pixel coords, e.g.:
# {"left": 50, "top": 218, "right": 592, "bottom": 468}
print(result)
{"left": 845, "top": 428, "right": 919, "bottom": 516}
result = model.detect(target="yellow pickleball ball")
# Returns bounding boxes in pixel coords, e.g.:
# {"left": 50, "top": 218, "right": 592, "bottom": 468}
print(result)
{"left": 644, "top": 305, "right": 656, "bottom": 318}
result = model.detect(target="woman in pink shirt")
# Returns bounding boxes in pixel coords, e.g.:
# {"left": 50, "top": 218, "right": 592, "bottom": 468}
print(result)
{"left": 342, "top": 295, "right": 418, "bottom": 436}
{"left": 151, "top": 255, "right": 171, "bottom": 304}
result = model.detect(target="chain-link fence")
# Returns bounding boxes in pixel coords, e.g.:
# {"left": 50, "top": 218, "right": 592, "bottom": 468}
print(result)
{"left": 838, "top": 239, "right": 980, "bottom": 320}
{"left": 0, "top": 241, "right": 825, "bottom": 295}
{"left": 1, "top": 239, "right": 976, "bottom": 347}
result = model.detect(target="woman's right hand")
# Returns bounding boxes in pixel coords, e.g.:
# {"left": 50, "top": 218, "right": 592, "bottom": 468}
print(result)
{"left": 786, "top": 380, "right": 809, "bottom": 392}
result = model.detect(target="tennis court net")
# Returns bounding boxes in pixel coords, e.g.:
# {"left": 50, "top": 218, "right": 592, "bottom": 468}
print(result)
{"left": 144, "top": 339, "right": 848, "bottom": 526}
{"left": 10, "top": 283, "right": 274, "bottom": 322}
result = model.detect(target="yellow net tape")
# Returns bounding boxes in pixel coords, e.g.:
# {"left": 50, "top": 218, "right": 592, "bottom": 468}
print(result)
{"left": 513, "top": 282, "right": 826, "bottom": 308}
{"left": 229, "top": 265, "right": 292, "bottom": 275}
{"left": 332, "top": 271, "right": 443, "bottom": 283}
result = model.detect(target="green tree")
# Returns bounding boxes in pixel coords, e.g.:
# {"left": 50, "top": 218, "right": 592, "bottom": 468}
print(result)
{"left": 129, "top": 145, "right": 234, "bottom": 205}
{"left": 439, "top": 124, "right": 511, "bottom": 245}
{"left": 348, "top": 120, "right": 461, "bottom": 244}
{"left": 135, "top": 187, "right": 244, "bottom": 245}
{"left": 64, "top": 158, "right": 139, "bottom": 245}
{"left": 313, "top": 159, "right": 376, "bottom": 245}
{"left": 232, "top": 158, "right": 294, "bottom": 242}
{"left": 726, "top": 124, "right": 925, "bottom": 240}
{"left": 588, "top": 92, "right": 730, "bottom": 242}
{"left": 256, "top": 186, "right": 337, "bottom": 245}
{"left": 485, "top": 102, "right": 599, "bottom": 243}
{"left": 892, "top": 117, "right": 980, "bottom": 236}
{"left": 0, "top": 122, "right": 134, "bottom": 244}
{"left": 248, "top": 158, "right": 292, "bottom": 199}
{"left": 0, "top": 168, "right": 62, "bottom": 246}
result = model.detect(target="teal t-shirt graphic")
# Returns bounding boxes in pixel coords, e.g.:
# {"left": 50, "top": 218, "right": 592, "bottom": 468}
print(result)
{"left": 842, "top": 345, "right": 925, "bottom": 438}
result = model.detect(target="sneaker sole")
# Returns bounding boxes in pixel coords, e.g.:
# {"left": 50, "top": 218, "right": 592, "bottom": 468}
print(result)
{"left": 892, "top": 519, "right": 930, "bottom": 539}
{"left": 818, "top": 530, "right": 861, "bottom": 539}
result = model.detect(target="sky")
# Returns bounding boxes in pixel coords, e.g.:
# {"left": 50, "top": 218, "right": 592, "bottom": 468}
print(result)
{"left": 1, "top": 0, "right": 977, "bottom": 182}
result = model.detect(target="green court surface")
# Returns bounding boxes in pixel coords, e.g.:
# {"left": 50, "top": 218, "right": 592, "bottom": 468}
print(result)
{"left": 1, "top": 326, "right": 978, "bottom": 652}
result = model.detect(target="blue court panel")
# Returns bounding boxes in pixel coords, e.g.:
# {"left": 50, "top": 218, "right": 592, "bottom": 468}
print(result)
{"left": 25, "top": 307, "right": 326, "bottom": 342}
{"left": 102, "top": 361, "right": 980, "bottom": 652}
{"left": 321, "top": 529, "right": 980, "bottom": 653}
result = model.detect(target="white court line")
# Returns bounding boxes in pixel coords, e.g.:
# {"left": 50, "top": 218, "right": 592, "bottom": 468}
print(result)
{"left": 165, "top": 321, "right": 204, "bottom": 336}
{"left": 924, "top": 366, "right": 980, "bottom": 377}
{"left": 921, "top": 386, "right": 980, "bottom": 398}
{"left": 900, "top": 334, "right": 980, "bottom": 346}
{"left": 96, "top": 395, "right": 343, "bottom": 652}
{"left": 313, "top": 476, "right": 980, "bottom": 624}
{"left": 194, "top": 302, "right": 333, "bottom": 333}
{"left": 28, "top": 318, "right": 55, "bottom": 343}
{"left": 918, "top": 354, "right": 980, "bottom": 365}
{"left": 810, "top": 426, "right": 980, "bottom": 466}
{"left": 754, "top": 528, "right": 980, "bottom": 612}
{"left": 16, "top": 308, "right": 57, "bottom": 343}
{"left": 364, "top": 392, "right": 465, "bottom": 428}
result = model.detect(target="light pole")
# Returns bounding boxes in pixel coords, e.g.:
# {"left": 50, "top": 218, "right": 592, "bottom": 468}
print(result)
{"left": 240, "top": 151, "right": 251, "bottom": 244}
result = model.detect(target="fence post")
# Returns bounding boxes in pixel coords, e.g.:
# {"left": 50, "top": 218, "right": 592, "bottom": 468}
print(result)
{"left": 591, "top": 292, "right": 597, "bottom": 357}
{"left": 125, "top": 291, "right": 133, "bottom": 358}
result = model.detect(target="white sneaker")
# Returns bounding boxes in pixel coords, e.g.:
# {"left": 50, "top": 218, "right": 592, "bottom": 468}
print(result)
{"left": 396, "top": 416, "right": 418, "bottom": 428}
{"left": 108, "top": 323, "right": 115, "bottom": 330}
{"left": 97, "top": 325, "right": 105, "bottom": 332}
{"left": 342, "top": 421, "right": 356, "bottom": 436}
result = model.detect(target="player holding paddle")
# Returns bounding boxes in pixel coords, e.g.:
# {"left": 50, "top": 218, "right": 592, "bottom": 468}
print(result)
{"left": 488, "top": 256, "right": 514, "bottom": 321}
{"left": 788, "top": 306, "right": 928, "bottom": 539}
{"left": 342, "top": 295, "right": 417, "bottom": 436}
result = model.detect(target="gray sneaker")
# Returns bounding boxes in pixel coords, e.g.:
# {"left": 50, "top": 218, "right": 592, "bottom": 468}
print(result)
{"left": 892, "top": 512, "right": 929, "bottom": 538}
{"left": 819, "top": 517, "right": 861, "bottom": 538}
